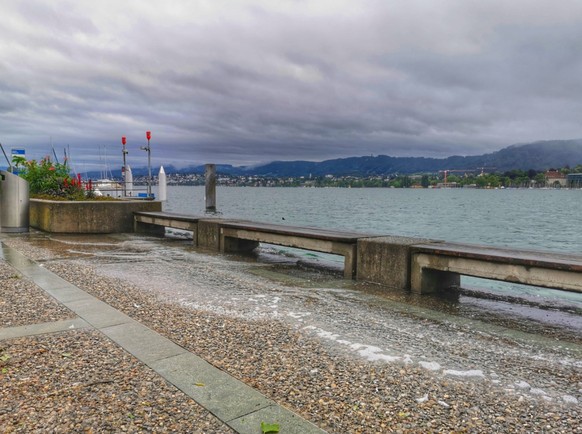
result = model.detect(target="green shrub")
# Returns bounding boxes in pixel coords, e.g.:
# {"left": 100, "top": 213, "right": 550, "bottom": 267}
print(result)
{"left": 14, "top": 156, "right": 87, "bottom": 200}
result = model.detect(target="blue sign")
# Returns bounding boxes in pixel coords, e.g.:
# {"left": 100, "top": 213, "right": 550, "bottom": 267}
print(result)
{"left": 11, "top": 149, "right": 25, "bottom": 155}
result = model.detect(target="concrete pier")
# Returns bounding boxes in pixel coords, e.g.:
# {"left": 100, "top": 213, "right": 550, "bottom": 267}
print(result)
{"left": 132, "top": 211, "right": 582, "bottom": 295}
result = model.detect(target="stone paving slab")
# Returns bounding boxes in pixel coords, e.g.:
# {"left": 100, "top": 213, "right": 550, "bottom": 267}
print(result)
{"left": 62, "top": 297, "right": 134, "bottom": 329}
{"left": 150, "top": 352, "right": 276, "bottom": 424}
{"left": 13, "top": 266, "right": 71, "bottom": 284}
{"left": 43, "top": 283, "right": 96, "bottom": 303}
{"left": 229, "top": 404, "right": 326, "bottom": 434}
{"left": 0, "top": 318, "right": 90, "bottom": 340}
{"left": 101, "top": 320, "right": 188, "bottom": 364}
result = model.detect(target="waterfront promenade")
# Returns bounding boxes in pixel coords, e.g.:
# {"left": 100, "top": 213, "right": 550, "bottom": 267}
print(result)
{"left": 1, "top": 233, "right": 581, "bottom": 433}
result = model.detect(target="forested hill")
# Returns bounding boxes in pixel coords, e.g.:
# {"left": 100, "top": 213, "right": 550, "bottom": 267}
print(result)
{"left": 247, "top": 140, "right": 582, "bottom": 177}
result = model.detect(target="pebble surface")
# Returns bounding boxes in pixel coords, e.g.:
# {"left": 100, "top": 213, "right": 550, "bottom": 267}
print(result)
{"left": 0, "top": 331, "right": 233, "bottom": 433}
{"left": 0, "top": 244, "right": 232, "bottom": 433}
{"left": 2, "top": 234, "right": 582, "bottom": 433}
{"left": 0, "top": 261, "right": 75, "bottom": 327}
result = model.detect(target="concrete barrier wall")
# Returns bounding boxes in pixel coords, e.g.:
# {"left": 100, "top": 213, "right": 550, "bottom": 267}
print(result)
{"left": 30, "top": 199, "right": 162, "bottom": 233}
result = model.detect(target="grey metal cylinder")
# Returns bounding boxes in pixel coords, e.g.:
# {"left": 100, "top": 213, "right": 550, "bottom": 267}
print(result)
{"left": 0, "top": 170, "right": 30, "bottom": 233}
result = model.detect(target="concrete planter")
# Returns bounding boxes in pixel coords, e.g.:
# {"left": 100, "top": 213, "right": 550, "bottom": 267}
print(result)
{"left": 29, "top": 199, "right": 162, "bottom": 233}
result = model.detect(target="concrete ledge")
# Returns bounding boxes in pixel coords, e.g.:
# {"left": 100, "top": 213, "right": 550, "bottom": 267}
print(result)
{"left": 411, "top": 250, "right": 582, "bottom": 294}
{"left": 134, "top": 211, "right": 197, "bottom": 237}
{"left": 357, "top": 236, "right": 438, "bottom": 289}
{"left": 30, "top": 199, "right": 162, "bottom": 233}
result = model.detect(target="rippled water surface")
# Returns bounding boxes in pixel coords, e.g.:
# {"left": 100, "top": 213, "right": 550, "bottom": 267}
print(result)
{"left": 161, "top": 186, "right": 582, "bottom": 252}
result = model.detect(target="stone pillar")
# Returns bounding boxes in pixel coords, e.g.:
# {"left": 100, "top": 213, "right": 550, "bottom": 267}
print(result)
{"left": 197, "top": 219, "right": 222, "bottom": 250}
{"left": 205, "top": 164, "right": 216, "bottom": 212}
{"left": 356, "top": 236, "right": 437, "bottom": 290}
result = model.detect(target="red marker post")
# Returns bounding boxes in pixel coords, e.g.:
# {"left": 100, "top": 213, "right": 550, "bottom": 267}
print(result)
{"left": 140, "top": 131, "right": 153, "bottom": 198}
{"left": 121, "top": 136, "right": 128, "bottom": 196}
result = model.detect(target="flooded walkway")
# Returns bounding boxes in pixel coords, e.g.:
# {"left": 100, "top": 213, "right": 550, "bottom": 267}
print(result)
{"left": 3, "top": 232, "right": 581, "bottom": 432}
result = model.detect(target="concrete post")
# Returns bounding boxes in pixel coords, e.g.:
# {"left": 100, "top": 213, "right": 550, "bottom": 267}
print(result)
{"left": 205, "top": 164, "right": 216, "bottom": 212}
{"left": 356, "top": 236, "right": 436, "bottom": 289}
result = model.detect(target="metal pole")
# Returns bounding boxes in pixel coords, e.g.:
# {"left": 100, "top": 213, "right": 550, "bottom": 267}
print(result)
{"left": 147, "top": 138, "right": 151, "bottom": 198}
{"left": 140, "top": 131, "right": 152, "bottom": 198}
{"left": 0, "top": 143, "right": 12, "bottom": 172}
{"left": 121, "top": 137, "right": 127, "bottom": 197}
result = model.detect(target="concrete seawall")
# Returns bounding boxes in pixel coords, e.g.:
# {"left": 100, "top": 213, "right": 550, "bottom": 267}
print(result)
{"left": 30, "top": 199, "right": 162, "bottom": 233}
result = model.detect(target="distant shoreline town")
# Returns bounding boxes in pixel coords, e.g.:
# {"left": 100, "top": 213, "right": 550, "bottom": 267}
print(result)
{"left": 132, "top": 166, "right": 582, "bottom": 189}
{"left": 126, "top": 139, "right": 582, "bottom": 189}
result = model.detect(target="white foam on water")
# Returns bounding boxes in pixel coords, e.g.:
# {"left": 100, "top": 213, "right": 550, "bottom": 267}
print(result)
{"left": 530, "top": 388, "right": 547, "bottom": 396}
{"left": 303, "top": 326, "right": 401, "bottom": 363}
{"left": 349, "top": 344, "right": 401, "bottom": 363}
{"left": 287, "top": 311, "right": 311, "bottom": 319}
{"left": 419, "top": 361, "right": 441, "bottom": 372}
{"left": 443, "top": 369, "right": 485, "bottom": 379}
{"left": 316, "top": 330, "right": 341, "bottom": 341}
{"left": 562, "top": 395, "right": 579, "bottom": 404}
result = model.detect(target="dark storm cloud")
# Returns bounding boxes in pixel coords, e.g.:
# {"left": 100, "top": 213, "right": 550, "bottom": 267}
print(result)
{"left": 2, "top": 0, "right": 582, "bottom": 170}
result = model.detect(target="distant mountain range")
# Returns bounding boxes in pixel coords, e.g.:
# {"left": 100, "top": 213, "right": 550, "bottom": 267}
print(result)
{"left": 98, "top": 139, "right": 582, "bottom": 178}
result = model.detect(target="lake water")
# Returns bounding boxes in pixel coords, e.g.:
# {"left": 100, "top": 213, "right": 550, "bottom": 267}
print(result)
{"left": 158, "top": 186, "right": 582, "bottom": 308}
{"left": 161, "top": 186, "right": 582, "bottom": 253}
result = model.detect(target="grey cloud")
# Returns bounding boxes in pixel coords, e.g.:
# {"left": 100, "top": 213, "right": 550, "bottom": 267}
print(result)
{"left": 2, "top": 1, "right": 582, "bottom": 170}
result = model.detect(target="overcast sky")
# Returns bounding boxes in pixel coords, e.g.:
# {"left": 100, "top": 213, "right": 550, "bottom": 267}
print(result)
{"left": 2, "top": 0, "right": 582, "bottom": 171}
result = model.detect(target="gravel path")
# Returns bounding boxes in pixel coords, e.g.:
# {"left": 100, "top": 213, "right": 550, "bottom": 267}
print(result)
{"left": 3, "top": 235, "right": 582, "bottom": 433}
{"left": 0, "top": 261, "right": 75, "bottom": 327}
{"left": 0, "top": 330, "right": 232, "bottom": 433}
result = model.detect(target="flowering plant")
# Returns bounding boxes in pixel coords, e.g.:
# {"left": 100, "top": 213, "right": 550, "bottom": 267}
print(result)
{"left": 13, "top": 156, "right": 89, "bottom": 200}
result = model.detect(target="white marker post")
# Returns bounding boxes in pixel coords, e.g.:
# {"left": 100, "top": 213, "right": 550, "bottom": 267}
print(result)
{"left": 125, "top": 165, "right": 133, "bottom": 196}
{"left": 158, "top": 166, "right": 167, "bottom": 202}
